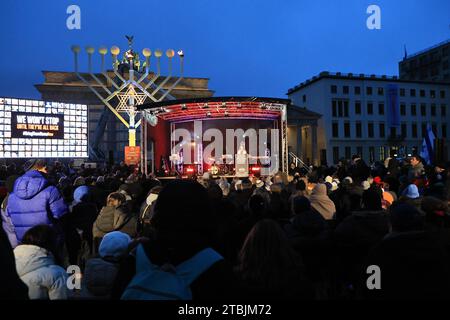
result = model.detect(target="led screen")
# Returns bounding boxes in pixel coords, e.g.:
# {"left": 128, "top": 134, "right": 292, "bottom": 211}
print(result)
{"left": 0, "top": 97, "right": 88, "bottom": 158}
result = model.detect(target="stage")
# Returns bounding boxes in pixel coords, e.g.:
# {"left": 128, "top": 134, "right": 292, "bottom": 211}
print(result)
{"left": 138, "top": 97, "right": 290, "bottom": 178}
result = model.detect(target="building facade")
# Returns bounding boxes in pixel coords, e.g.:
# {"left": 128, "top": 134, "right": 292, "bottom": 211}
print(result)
{"left": 287, "top": 72, "right": 450, "bottom": 165}
{"left": 35, "top": 71, "right": 214, "bottom": 162}
{"left": 399, "top": 39, "right": 450, "bottom": 82}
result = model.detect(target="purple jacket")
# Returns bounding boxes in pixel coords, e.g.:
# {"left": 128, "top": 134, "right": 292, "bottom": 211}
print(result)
{"left": 5, "top": 170, "right": 68, "bottom": 243}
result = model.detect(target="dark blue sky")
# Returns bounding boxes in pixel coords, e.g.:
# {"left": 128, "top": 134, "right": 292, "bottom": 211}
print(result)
{"left": 0, "top": 0, "right": 449, "bottom": 99}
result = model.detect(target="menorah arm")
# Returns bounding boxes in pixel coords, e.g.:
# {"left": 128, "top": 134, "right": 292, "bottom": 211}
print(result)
{"left": 75, "top": 72, "right": 130, "bottom": 128}
{"left": 89, "top": 72, "right": 112, "bottom": 95}
{"left": 105, "top": 81, "right": 129, "bottom": 102}
{"left": 102, "top": 71, "right": 121, "bottom": 91}
{"left": 158, "top": 76, "right": 183, "bottom": 102}
{"left": 132, "top": 81, "right": 159, "bottom": 103}
{"left": 151, "top": 73, "right": 172, "bottom": 96}
{"left": 113, "top": 69, "right": 127, "bottom": 84}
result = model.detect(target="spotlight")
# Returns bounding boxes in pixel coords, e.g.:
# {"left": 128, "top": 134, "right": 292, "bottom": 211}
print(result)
{"left": 224, "top": 111, "right": 229, "bottom": 117}
{"left": 202, "top": 103, "right": 209, "bottom": 109}
{"left": 181, "top": 104, "right": 187, "bottom": 110}
{"left": 260, "top": 103, "right": 267, "bottom": 110}
{"left": 221, "top": 102, "right": 227, "bottom": 108}
{"left": 236, "top": 102, "right": 242, "bottom": 109}
{"left": 207, "top": 111, "right": 211, "bottom": 117}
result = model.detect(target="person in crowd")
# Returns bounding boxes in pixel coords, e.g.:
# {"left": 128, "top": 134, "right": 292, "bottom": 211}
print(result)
{"left": 1, "top": 174, "right": 20, "bottom": 247}
{"left": 363, "top": 203, "right": 450, "bottom": 299}
{"left": 399, "top": 184, "right": 424, "bottom": 214}
{"left": 5, "top": 159, "right": 68, "bottom": 246}
{"left": 65, "top": 185, "right": 98, "bottom": 266}
{"left": 117, "top": 180, "right": 236, "bottom": 300}
{"left": 308, "top": 183, "right": 336, "bottom": 220}
{"left": 333, "top": 187, "right": 389, "bottom": 295}
{"left": 408, "top": 155, "right": 425, "bottom": 182}
{"left": 14, "top": 225, "right": 68, "bottom": 300}
{"left": 421, "top": 196, "right": 450, "bottom": 253}
{"left": 92, "top": 192, "right": 137, "bottom": 252}
{"left": 79, "top": 231, "right": 131, "bottom": 299}
{"left": 235, "top": 219, "right": 313, "bottom": 299}
{"left": 0, "top": 225, "right": 28, "bottom": 299}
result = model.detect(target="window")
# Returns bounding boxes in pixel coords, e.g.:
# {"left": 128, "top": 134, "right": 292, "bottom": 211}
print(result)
{"left": 356, "top": 122, "right": 362, "bottom": 138}
{"left": 412, "top": 124, "right": 418, "bottom": 138}
{"left": 401, "top": 123, "right": 407, "bottom": 138}
{"left": 355, "top": 86, "right": 361, "bottom": 95}
{"left": 443, "top": 124, "right": 447, "bottom": 138}
{"left": 332, "top": 100, "right": 337, "bottom": 117}
{"left": 379, "top": 146, "right": 386, "bottom": 161}
{"left": 400, "top": 88, "right": 405, "bottom": 97}
{"left": 333, "top": 147, "right": 340, "bottom": 164}
{"left": 411, "top": 104, "right": 417, "bottom": 116}
{"left": 343, "top": 86, "right": 349, "bottom": 94}
{"left": 379, "top": 123, "right": 385, "bottom": 138}
{"left": 344, "top": 101, "right": 349, "bottom": 117}
{"left": 368, "top": 123, "right": 374, "bottom": 138}
{"left": 367, "top": 87, "right": 373, "bottom": 95}
{"left": 344, "top": 122, "right": 350, "bottom": 138}
{"left": 410, "top": 89, "right": 416, "bottom": 97}
{"left": 355, "top": 101, "right": 361, "bottom": 114}
{"left": 357, "top": 146, "right": 363, "bottom": 158}
{"left": 367, "top": 103, "right": 373, "bottom": 115}
{"left": 377, "top": 87, "right": 384, "bottom": 96}
{"left": 338, "top": 101, "right": 343, "bottom": 117}
{"left": 345, "top": 147, "right": 351, "bottom": 160}
{"left": 441, "top": 90, "right": 446, "bottom": 99}
{"left": 420, "top": 89, "right": 426, "bottom": 97}
{"left": 442, "top": 104, "right": 447, "bottom": 117}
{"left": 390, "top": 127, "right": 397, "bottom": 138}
{"left": 430, "top": 90, "right": 436, "bottom": 99}
{"left": 331, "top": 85, "right": 337, "bottom": 94}
{"left": 302, "top": 95, "right": 306, "bottom": 103}
{"left": 431, "top": 104, "right": 436, "bottom": 117}
{"left": 378, "top": 103, "right": 385, "bottom": 115}
{"left": 400, "top": 104, "right": 406, "bottom": 116}
{"left": 421, "top": 104, "right": 427, "bottom": 117}
{"left": 332, "top": 122, "right": 339, "bottom": 138}
{"left": 422, "top": 123, "right": 427, "bottom": 138}
{"left": 369, "top": 147, "right": 375, "bottom": 163}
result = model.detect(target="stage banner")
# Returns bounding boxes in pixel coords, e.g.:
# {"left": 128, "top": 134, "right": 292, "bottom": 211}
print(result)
{"left": 125, "top": 146, "right": 141, "bottom": 165}
{"left": 386, "top": 84, "right": 400, "bottom": 128}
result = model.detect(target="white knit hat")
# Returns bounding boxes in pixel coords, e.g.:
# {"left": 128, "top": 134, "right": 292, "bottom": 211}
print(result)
{"left": 362, "top": 181, "right": 370, "bottom": 190}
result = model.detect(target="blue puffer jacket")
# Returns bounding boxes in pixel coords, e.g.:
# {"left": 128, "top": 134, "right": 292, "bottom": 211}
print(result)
{"left": 6, "top": 170, "right": 68, "bottom": 243}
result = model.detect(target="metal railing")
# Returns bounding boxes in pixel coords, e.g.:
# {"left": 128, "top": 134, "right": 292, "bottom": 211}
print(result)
{"left": 288, "top": 152, "right": 311, "bottom": 173}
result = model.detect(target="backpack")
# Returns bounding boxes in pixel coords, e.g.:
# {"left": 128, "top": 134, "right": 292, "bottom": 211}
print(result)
{"left": 121, "top": 244, "right": 223, "bottom": 300}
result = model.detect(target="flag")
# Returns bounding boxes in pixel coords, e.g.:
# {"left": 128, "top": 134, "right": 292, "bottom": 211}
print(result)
{"left": 419, "top": 123, "right": 436, "bottom": 165}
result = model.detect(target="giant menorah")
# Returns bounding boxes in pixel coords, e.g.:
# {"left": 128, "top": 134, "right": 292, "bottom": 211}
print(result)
{"left": 71, "top": 36, "right": 184, "bottom": 147}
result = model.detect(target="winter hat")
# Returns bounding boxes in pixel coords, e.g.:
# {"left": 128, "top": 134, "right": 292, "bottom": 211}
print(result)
{"left": 325, "top": 176, "right": 333, "bottom": 184}
{"left": 293, "top": 196, "right": 311, "bottom": 214}
{"left": 202, "top": 172, "right": 211, "bottom": 180}
{"left": 99, "top": 231, "right": 131, "bottom": 260}
{"left": 402, "top": 184, "right": 420, "bottom": 199}
{"left": 343, "top": 176, "right": 353, "bottom": 184}
{"left": 73, "top": 176, "right": 86, "bottom": 187}
{"left": 390, "top": 203, "right": 423, "bottom": 232}
{"left": 256, "top": 179, "right": 264, "bottom": 188}
{"left": 23, "top": 159, "right": 46, "bottom": 172}
{"left": 362, "top": 188, "right": 382, "bottom": 211}
{"left": 331, "top": 181, "right": 339, "bottom": 191}
{"left": 373, "top": 176, "right": 383, "bottom": 186}
{"left": 362, "top": 181, "right": 370, "bottom": 191}
{"left": 73, "top": 185, "right": 90, "bottom": 203}
{"left": 325, "top": 182, "right": 332, "bottom": 191}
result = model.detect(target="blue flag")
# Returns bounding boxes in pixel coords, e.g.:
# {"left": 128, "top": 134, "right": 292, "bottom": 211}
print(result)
{"left": 419, "top": 123, "right": 436, "bottom": 165}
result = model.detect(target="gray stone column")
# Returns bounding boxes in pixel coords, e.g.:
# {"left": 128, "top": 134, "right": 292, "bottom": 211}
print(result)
{"left": 311, "top": 124, "right": 318, "bottom": 166}
{"left": 296, "top": 125, "right": 303, "bottom": 157}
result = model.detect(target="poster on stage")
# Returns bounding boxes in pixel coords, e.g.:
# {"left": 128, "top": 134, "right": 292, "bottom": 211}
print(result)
{"left": 125, "top": 146, "right": 141, "bottom": 165}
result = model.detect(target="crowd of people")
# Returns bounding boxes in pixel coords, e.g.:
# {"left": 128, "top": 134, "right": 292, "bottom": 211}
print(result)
{"left": 1, "top": 153, "right": 450, "bottom": 300}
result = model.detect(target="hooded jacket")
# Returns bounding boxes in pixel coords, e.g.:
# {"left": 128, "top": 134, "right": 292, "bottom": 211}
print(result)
{"left": 6, "top": 170, "right": 68, "bottom": 243}
{"left": 308, "top": 184, "right": 336, "bottom": 220}
{"left": 14, "top": 244, "right": 68, "bottom": 300}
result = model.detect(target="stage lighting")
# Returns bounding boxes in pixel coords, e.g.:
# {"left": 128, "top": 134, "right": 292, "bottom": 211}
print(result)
{"left": 202, "top": 103, "right": 209, "bottom": 109}
{"left": 260, "top": 103, "right": 267, "bottom": 110}
{"left": 181, "top": 104, "right": 187, "bottom": 110}
{"left": 206, "top": 111, "right": 211, "bottom": 117}
{"left": 236, "top": 102, "right": 242, "bottom": 109}
{"left": 224, "top": 111, "right": 229, "bottom": 117}
{"left": 221, "top": 102, "right": 227, "bottom": 108}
